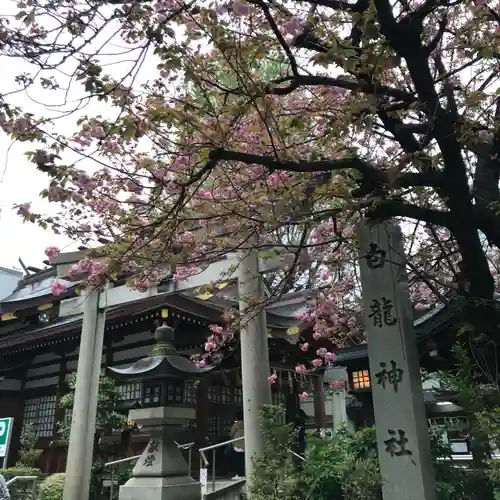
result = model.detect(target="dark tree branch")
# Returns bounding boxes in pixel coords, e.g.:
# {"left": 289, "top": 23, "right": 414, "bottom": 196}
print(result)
{"left": 424, "top": 15, "right": 447, "bottom": 56}
{"left": 473, "top": 100, "right": 500, "bottom": 213}
{"left": 367, "top": 199, "right": 452, "bottom": 227}
{"left": 374, "top": 0, "right": 494, "bottom": 304}
{"left": 268, "top": 75, "right": 415, "bottom": 102}
{"left": 297, "top": 0, "right": 368, "bottom": 11}
{"left": 209, "top": 148, "right": 444, "bottom": 190}
{"left": 255, "top": 0, "right": 299, "bottom": 76}
{"left": 434, "top": 53, "right": 458, "bottom": 117}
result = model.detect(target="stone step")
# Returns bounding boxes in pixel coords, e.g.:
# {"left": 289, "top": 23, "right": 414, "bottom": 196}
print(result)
{"left": 102, "top": 477, "right": 247, "bottom": 500}
{"left": 205, "top": 479, "right": 246, "bottom": 500}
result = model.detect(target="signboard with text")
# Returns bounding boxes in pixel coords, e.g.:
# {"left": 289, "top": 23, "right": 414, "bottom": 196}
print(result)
{"left": 0, "top": 417, "right": 14, "bottom": 467}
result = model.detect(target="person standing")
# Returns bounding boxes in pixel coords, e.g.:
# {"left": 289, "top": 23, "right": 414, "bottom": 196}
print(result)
{"left": 230, "top": 410, "right": 245, "bottom": 480}
{"left": 293, "top": 409, "right": 307, "bottom": 469}
{"left": 0, "top": 473, "right": 10, "bottom": 500}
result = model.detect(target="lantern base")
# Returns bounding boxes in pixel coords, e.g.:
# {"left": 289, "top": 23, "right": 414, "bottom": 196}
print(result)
{"left": 119, "top": 477, "right": 200, "bottom": 500}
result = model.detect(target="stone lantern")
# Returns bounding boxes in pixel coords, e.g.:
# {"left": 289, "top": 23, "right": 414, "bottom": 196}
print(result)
{"left": 107, "top": 321, "right": 213, "bottom": 500}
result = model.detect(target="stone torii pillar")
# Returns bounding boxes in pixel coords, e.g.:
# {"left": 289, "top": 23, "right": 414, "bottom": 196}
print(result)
{"left": 63, "top": 286, "right": 106, "bottom": 500}
{"left": 358, "top": 220, "right": 436, "bottom": 500}
{"left": 238, "top": 248, "right": 272, "bottom": 488}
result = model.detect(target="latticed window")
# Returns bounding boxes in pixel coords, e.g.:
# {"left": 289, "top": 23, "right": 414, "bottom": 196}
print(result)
{"left": 272, "top": 391, "right": 285, "bottom": 406}
{"left": 23, "top": 395, "right": 57, "bottom": 438}
{"left": 221, "top": 386, "right": 231, "bottom": 404}
{"left": 221, "top": 417, "right": 234, "bottom": 436}
{"left": 183, "top": 381, "right": 197, "bottom": 404}
{"left": 208, "top": 385, "right": 220, "bottom": 403}
{"left": 166, "top": 383, "right": 183, "bottom": 403}
{"left": 351, "top": 370, "right": 371, "bottom": 389}
{"left": 234, "top": 387, "right": 243, "bottom": 404}
{"left": 117, "top": 383, "right": 142, "bottom": 401}
{"left": 143, "top": 385, "right": 161, "bottom": 406}
{"left": 208, "top": 416, "right": 218, "bottom": 440}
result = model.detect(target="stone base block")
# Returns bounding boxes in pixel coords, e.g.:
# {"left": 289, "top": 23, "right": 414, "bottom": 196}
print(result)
{"left": 119, "top": 476, "right": 200, "bottom": 500}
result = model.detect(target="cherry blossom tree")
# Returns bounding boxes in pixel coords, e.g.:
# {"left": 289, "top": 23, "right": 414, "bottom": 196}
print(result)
{"left": 3, "top": 0, "right": 500, "bottom": 365}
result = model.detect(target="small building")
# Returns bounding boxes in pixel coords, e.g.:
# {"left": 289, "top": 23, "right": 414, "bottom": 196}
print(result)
{"left": 300, "top": 301, "right": 479, "bottom": 454}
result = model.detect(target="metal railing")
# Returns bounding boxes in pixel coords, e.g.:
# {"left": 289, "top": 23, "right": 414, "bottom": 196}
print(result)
{"left": 174, "top": 440, "right": 195, "bottom": 475}
{"left": 103, "top": 441, "right": 195, "bottom": 500}
{"left": 199, "top": 437, "right": 245, "bottom": 494}
{"left": 104, "top": 455, "right": 141, "bottom": 500}
{"left": 6, "top": 475, "right": 39, "bottom": 498}
{"left": 198, "top": 437, "right": 308, "bottom": 497}
{"left": 287, "top": 448, "right": 306, "bottom": 461}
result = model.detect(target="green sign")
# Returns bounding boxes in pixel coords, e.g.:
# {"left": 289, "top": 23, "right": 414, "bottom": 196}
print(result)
{"left": 0, "top": 417, "right": 13, "bottom": 462}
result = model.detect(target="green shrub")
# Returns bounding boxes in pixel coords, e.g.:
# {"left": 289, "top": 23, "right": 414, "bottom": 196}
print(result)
{"left": 0, "top": 467, "right": 41, "bottom": 478}
{"left": 294, "top": 426, "right": 381, "bottom": 500}
{"left": 251, "top": 405, "right": 297, "bottom": 500}
{"left": 253, "top": 406, "right": 496, "bottom": 500}
{"left": 0, "top": 467, "right": 43, "bottom": 500}
{"left": 17, "top": 423, "right": 43, "bottom": 468}
{"left": 38, "top": 473, "right": 65, "bottom": 500}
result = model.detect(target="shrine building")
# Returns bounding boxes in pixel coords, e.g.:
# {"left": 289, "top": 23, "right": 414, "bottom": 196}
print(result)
{"left": 0, "top": 252, "right": 480, "bottom": 472}
{"left": 0, "top": 253, "right": 326, "bottom": 473}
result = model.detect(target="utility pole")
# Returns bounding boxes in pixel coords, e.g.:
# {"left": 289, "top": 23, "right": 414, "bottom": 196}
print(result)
{"left": 238, "top": 248, "right": 272, "bottom": 492}
{"left": 62, "top": 287, "right": 106, "bottom": 500}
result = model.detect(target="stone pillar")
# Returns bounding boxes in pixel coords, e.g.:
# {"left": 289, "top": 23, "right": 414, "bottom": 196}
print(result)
{"left": 196, "top": 378, "right": 209, "bottom": 443}
{"left": 63, "top": 287, "right": 106, "bottom": 500}
{"left": 331, "top": 388, "right": 348, "bottom": 431}
{"left": 358, "top": 220, "right": 436, "bottom": 500}
{"left": 238, "top": 248, "right": 272, "bottom": 488}
{"left": 312, "top": 376, "right": 326, "bottom": 428}
{"left": 119, "top": 407, "right": 199, "bottom": 500}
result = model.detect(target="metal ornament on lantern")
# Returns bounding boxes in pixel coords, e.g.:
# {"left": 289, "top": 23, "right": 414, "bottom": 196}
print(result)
{"left": 107, "top": 311, "right": 214, "bottom": 500}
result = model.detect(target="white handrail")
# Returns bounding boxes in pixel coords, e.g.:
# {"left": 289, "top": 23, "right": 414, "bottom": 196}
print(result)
{"left": 287, "top": 448, "right": 306, "bottom": 461}
{"left": 198, "top": 435, "right": 308, "bottom": 498}
{"left": 199, "top": 437, "right": 245, "bottom": 496}
{"left": 199, "top": 437, "right": 244, "bottom": 464}
{"left": 5, "top": 475, "right": 38, "bottom": 498}
{"left": 174, "top": 440, "right": 195, "bottom": 450}
{"left": 104, "top": 455, "right": 141, "bottom": 467}
{"left": 6, "top": 475, "right": 39, "bottom": 486}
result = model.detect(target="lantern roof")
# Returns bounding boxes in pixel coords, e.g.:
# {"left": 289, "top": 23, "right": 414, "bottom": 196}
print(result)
{"left": 107, "top": 323, "right": 213, "bottom": 381}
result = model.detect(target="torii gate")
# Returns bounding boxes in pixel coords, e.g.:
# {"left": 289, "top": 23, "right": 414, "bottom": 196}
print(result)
{"left": 59, "top": 249, "right": 290, "bottom": 500}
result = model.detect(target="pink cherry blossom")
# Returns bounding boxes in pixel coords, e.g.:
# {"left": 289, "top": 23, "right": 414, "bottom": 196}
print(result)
{"left": 325, "top": 352, "right": 337, "bottom": 363}
{"left": 299, "top": 392, "right": 308, "bottom": 401}
{"left": 17, "top": 203, "right": 31, "bottom": 217}
{"left": 283, "top": 16, "right": 303, "bottom": 37}
{"left": 329, "top": 379, "right": 345, "bottom": 390}
{"left": 312, "top": 358, "right": 323, "bottom": 368}
{"left": 316, "top": 347, "right": 327, "bottom": 357}
{"left": 232, "top": 0, "right": 248, "bottom": 16}
{"left": 300, "top": 343, "right": 309, "bottom": 352}
{"left": 44, "top": 246, "right": 60, "bottom": 260}
{"left": 51, "top": 280, "right": 67, "bottom": 297}
{"left": 268, "top": 372, "right": 278, "bottom": 384}
{"left": 204, "top": 341, "right": 216, "bottom": 352}
{"left": 209, "top": 325, "right": 224, "bottom": 334}
{"left": 295, "top": 364, "right": 307, "bottom": 374}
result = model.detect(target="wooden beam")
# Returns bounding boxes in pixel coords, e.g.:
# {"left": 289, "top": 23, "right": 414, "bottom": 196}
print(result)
{"left": 59, "top": 251, "right": 289, "bottom": 318}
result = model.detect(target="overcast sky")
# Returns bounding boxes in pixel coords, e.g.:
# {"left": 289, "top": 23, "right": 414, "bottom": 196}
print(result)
{"left": 0, "top": 4, "right": 160, "bottom": 271}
